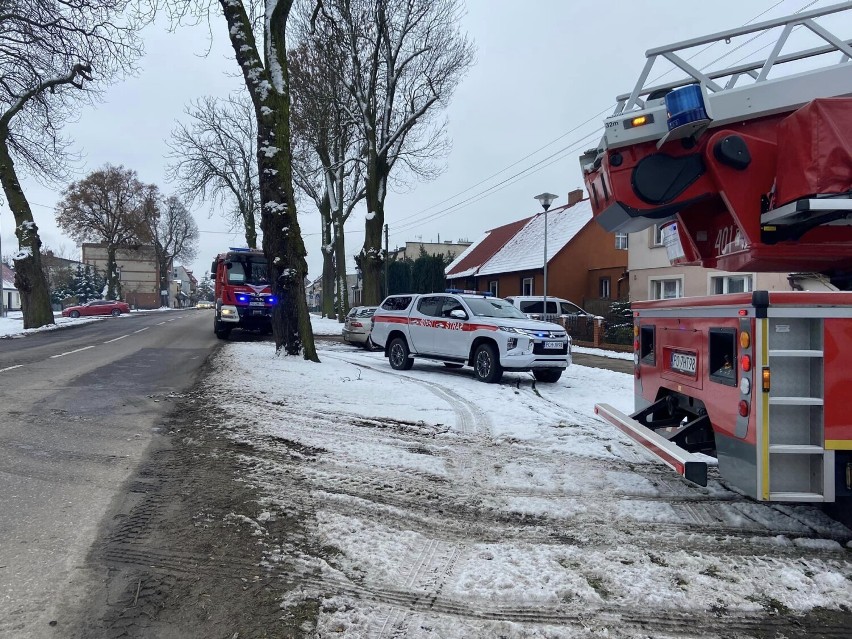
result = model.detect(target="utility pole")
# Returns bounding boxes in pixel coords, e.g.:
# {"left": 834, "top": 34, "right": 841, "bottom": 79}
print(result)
{"left": 384, "top": 224, "right": 389, "bottom": 298}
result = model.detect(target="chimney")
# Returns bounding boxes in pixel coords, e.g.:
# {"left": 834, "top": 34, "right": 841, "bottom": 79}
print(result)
{"left": 567, "top": 188, "right": 585, "bottom": 207}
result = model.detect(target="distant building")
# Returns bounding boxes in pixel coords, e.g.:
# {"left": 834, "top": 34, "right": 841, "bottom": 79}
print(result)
{"left": 1, "top": 263, "right": 20, "bottom": 312}
{"left": 628, "top": 224, "right": 791, "bottom": 301}
{"left": 172, "top": 265, "right": 197, "bottom": 308}
{"left": 389, "top": 239, "right": 473, "bottom": 262}
{"left": 446, "top": 189, "right": 628, "bottom": 305}
{"left": 82, "top": 243, "right": 162, "bottom": 309}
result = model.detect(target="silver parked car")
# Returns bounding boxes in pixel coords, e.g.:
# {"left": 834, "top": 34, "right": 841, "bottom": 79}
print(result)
{"left": 342, "top": 306, "right": 378, "bottom": 348}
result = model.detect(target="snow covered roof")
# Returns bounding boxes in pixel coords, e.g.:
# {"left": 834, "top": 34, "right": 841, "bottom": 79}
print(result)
{"left": 1, "top": 264, "right": 15, "bottom": 291}
{"left": 445, "top": 217, "right": 532, "bottom": 279}
{"left": 468, "top": 199, "right": 593, "bottom": 278}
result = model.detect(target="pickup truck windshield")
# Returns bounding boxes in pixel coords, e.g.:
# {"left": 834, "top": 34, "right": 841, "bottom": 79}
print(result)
{"left": 465, "top": 298, "right": 528, "bottom": 319}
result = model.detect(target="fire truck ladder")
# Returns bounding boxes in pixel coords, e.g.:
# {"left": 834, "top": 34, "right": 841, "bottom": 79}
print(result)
{"left": 758, "top": 315, "right": 833, "bottom": 502}
{"left": 587, "top": 1, "right": 852, "bottom": 155}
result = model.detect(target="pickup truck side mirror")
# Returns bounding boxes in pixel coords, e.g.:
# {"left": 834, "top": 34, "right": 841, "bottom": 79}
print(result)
{"left": 450, "top": 309, "right": 467, "bottom": 320}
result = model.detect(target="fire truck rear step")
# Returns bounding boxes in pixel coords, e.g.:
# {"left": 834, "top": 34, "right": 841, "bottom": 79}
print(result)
{"left": 594, "top": 403, "right": 715, "bottom": 487}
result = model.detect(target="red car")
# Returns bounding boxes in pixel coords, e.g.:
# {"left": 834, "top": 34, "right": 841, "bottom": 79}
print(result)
{"left": 61, "top": 299, "right": 131, "bottom": 318}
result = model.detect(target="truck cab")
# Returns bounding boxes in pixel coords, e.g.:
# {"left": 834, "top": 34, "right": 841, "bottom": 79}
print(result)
{"left": 210, "top": 248, "right": 274, "bottom": 339}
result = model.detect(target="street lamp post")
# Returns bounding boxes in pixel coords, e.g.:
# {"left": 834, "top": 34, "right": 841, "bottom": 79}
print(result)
{"left": 534, "top": 192, "right": 558, "bottom": 320}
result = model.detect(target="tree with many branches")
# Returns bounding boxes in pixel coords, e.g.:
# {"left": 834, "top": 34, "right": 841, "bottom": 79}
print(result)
{"left": 310, "top": 0, "right": 475, "bottom": 305}
{"left": 166, "top": 93, "right": 261, "bottom": 250}
{"left": 55, "top": 165, "right": 154, "bottom": 300}
{"left": 289, "top": 37, "right": 365, "bottom": 321}
{"left": 0, "top": 0, "right": 142, "bottom": 328}
{"left": 141, "top": 192, "right": 200, "bottom": 305}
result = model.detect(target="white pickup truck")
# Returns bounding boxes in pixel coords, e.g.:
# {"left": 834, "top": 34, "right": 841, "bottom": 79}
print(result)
{"left": 369, "top": 290, "right": 572, "bottom": 383}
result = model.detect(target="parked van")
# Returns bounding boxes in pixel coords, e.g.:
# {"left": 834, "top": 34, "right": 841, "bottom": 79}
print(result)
{"left": 504, "top": 296, "right": 591, "bottom": 322}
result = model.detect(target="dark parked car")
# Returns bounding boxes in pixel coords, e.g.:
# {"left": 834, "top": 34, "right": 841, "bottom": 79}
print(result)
{"left": 61, "top": 299, "right": 131, "bottom": 318}
{"left": 342, "top": 306, "right": 378, "bottom": 348}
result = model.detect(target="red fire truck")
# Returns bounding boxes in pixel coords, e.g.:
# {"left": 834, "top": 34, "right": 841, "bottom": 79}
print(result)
{"left": 582, "top": 4, "right": 852, "bottom": 507}
{"left": 210, "top": 248, "right": 274, "bottom": 339}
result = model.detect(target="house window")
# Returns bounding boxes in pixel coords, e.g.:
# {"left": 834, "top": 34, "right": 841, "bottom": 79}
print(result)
{"left": 599, "top": 277, "right": 611, "bottom": 299}
{"left": 711, "top": 274, "right": 753, "bottom": 295}
{"left": 650, "top": 277, "right": 683, "bottom": 300}
{"left": 615, "top": 232, "right": 628, "bottom": 250}
{"left": 651, "top": 225, "right": 664, "bottom": 247}
{"left": 489, "top": 280, "right": 498, "bottom": 296}
{"left": 522, "top": 277, "right": 534, "bottom": 295}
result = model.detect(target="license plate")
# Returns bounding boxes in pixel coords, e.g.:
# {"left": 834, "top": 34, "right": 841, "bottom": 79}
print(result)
{"left": 670, "top": 351, "right": 697, "bottom": 375}
{"left": 543, "top": 340, "right": 563, "bottom": 350}
{"left": 249, "top": 301, "right": 265, "bottom": 307}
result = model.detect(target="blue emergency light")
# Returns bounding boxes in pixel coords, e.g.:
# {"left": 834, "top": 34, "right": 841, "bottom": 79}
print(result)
{"left": 446, "top": 288, "right": 494, "bottom": 297}
{"left": 665, "top": 84, "right": 708, "bottom": 131}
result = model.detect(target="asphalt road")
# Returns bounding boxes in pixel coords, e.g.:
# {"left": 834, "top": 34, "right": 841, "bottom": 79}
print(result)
{"left": 0, "top": 310, "right": 219, "bottom": 638}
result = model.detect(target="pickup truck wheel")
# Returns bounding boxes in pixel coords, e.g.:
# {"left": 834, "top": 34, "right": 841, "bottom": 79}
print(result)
{"left": 473, "top": 343, "right": 503, "bottom": 383}
{"left": 533, "top": 369, "right": 562, "bottom": 383}
{"left": 389, "top": 337, "right": 414, "bottom": 370}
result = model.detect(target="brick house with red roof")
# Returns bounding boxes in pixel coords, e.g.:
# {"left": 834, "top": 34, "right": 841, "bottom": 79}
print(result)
{"left": 445, "top": 190, "right": 629, "bottom": 307}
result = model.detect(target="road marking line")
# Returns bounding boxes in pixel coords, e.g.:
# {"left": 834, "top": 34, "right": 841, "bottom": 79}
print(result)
{"left": 134, "top": 327, "right": 150, "bottom": 334}
{"left": 104, "top": 335, "right": 129, "bottom": 344}
{"left": 0, "top": 365, "right": 23, "bottom": 373}
{"left": 167, "top": 319, "right": 177, "bottom": 322}
{"left": 157, "top": 322, "right": 167, "bottom": 325}
{"left": 50, "top": 345, "right": 95, "bottom": 359}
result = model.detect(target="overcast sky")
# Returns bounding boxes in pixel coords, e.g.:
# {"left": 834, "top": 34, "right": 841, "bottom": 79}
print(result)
{"left": 2, "top": 0, "right": 850, "bottom": 282}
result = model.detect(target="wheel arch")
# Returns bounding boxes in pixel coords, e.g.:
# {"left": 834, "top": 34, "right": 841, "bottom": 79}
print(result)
{"left": 468, "top": 335, "right": 499, "bottom": 365}
{"left": 383, "top": 330, "right": 408, "bottom": 356}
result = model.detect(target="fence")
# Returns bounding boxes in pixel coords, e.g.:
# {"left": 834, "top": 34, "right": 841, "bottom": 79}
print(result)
{"left": 558, "top": 297, "right": 633, "bottom": 351}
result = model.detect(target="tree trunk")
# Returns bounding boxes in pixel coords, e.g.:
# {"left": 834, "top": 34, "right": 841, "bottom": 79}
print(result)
{"left": 0, "top": 132, "right": 53, "bottom": 329}
{"left": 359, "top": 156, "right": 386, "bottom": 306}
{"left": 256, "top": 92, "right": 317, "bottom": 360}
{"left": 320, "top": 192, "right": 335, "bottom": 319}
{"left": 105, "top": 245, "right": 121, "bottom": 300}
{"left": 332, "top": 216, "right": 348, "bottom": 321}
{"left": 219, "top": 0, "right": 316, "bottom": 361}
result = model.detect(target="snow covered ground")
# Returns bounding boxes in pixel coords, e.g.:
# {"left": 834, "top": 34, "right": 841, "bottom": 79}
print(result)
{"left": 199, "top": 324, "right": 852, "bottom": 637}
{"left": 5, "top": 310, "right": 851, "bottom": 635}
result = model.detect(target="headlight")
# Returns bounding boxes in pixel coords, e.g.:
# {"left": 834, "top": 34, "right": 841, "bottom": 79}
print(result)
{"left": 497, "top": 326, "right": 524, "bottom": 334}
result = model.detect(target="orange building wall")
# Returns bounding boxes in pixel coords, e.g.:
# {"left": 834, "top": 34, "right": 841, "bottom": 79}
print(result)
{"left": 462, "top": 222, "right": 628, "bottom": 305}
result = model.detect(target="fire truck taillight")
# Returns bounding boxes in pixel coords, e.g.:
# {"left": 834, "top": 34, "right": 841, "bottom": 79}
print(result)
{"left": 741, "top": 354, "right": 751, "bottom": 372}
{"left": 633, "top": 339, "right": 639, "bottom": 351}
{"left": 762, "top": 368, "right": 771, "bottom": 392}
{"left": 738, "top": 400, "right": 749, "bottom": 417}
{"left": 740, "top": 332, "right": 750, "bottom": 349}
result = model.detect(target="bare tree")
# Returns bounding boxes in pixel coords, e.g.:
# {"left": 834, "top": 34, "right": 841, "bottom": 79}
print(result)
{"left": 311, "top": 0, "right": 475, "bottom": 305}
{"left": 289, "top": 38, "right": 365, "bottom": 321}
{"left": 55, "top": 165, "right": 154, "bottom": 300}
{"left": 141, "top": 192, "right": 200, "bottom": 306}
{"left": 166, "top": 93, "right": 261, "bottom": 249}
{"left": 0, "top": 0, "right": 142, "bottom": 328}
{"left": 161, "top": 0, "right": 317, "bottom": 359}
